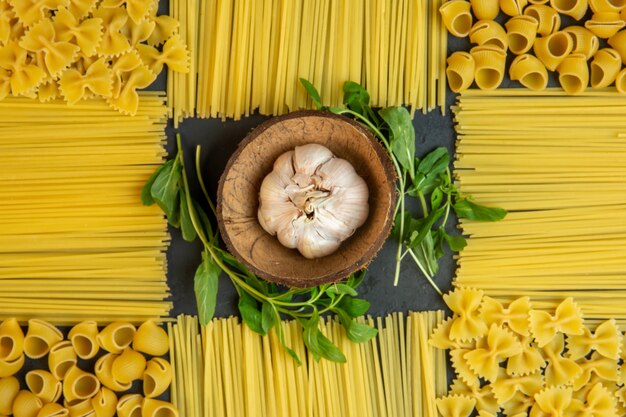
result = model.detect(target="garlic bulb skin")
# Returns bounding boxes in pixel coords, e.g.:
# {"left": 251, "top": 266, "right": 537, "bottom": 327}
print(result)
{"left": 258, "top": 144, "right": 369, "bottom": 259}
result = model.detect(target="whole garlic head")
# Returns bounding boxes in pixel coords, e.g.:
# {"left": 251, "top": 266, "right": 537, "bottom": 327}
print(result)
{"left": 258, "top": 144, "right": 369, "bottom": 259}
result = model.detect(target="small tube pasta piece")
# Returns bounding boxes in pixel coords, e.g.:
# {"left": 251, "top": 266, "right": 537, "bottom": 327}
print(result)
{"left": 509, "top": 54, "right": 549, "bottom": 90}
{"left": 0, "top": 319, "right": 24, "bottom": 362}
{"left": 68, "top": 321, "right": 99, "bottom": 360}
{"left": 142, "top": 399, "right": 178, "bottom": 417}
{"left": 133, "top": 321, "right": 168, "bottom": 356}
{"left": 116, "top": 394, "right": 143, "bottom": 417}
{"left": 469, "top": 20, "right": 508, "bottom": 50}
{"left": 95, "top": 353, "right": 132, "bottom": 392}
{"left": 533, "top": 31, "right": 574, "bottom": 70}
{"left": 63, "top": 366, "right": 100, "bottom": 403}
{"left": 550, "top": 0, "right": 589, "bottom": 19}
{"left": 589, "top": 0, "right": 626, "bottom": 13}
{"left": 616, "top": 68, "right": 626, "bottom": 93}
{"left": 529, "top": 0, "right": 550, "bottom": 4}
{"left": 143, "top": 358, "right": 172, "bottom": 398}
{"left": 470, "top": 45, "right": 507, "bottom": 90}
{"left": 440, "top": 0, "right": 473, "bottom": 37}
{"left": 607, "top": 30, "right": 626, "bottom": 64}
{"left": 0, "top": 354, "right": 24, "bottom": 378}
{"left": 36, "top": 403, "right": 69, "bottom": 417}
{"left": 447, "top": 52, "right": 476, "bottom": 93}
{"left": 91, "top": 388, "right": 118, "bottom": 417}
{"left": 64, "top": 399, "right": 93, "bottom": 417}
{"left": 13, "top": 391, "right": 43, "bottom": 417}
{"left": 26, "top": 370, "right": 62, "bottom": 404}
{"left": 563, "top": 26, "right": 600, "bottom": 59}
{"left": 590, "top": 48, "right": 622, "bottom": 87}
{"left": 48, "top": 341, "right": 77, "bottom": 381}
{"left": 585, "top": 12, "right": 625, "bottom": 38}
{"left": 524, "top": 5, "right": 561, "bottom": 36}
{"left": 500, "top": 0, "right": 528, "bottom": 16}
{"left": 557, "top": 53, "right": 589, "bottom": 94}
{"left": 0, "top": 376, "right": 19, "bottom": 415}
{"left": 112, "top": 348, "right": 146, "bottom": 384}
{"left": 470, "top": 0, "right": 500, "bottom": 20}
{"left": 97, "top": 322, "right": 135, "bottom": 354}
{"left": 24, "top": 320, "right": 63, "bottom": 359}
{"left": 506, "top": 16, "right": 540, "bottom": 54}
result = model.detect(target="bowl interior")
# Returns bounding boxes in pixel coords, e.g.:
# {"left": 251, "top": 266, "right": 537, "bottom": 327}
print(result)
{"left": 217, "top": 111, "right": 396, "bottom": 287}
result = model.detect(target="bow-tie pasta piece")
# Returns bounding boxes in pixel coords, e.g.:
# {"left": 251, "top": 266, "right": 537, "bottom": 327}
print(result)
{"left": 110, "top": 49, "right": 142, "bottom": 98}
{"left": 19, "top": 19, "right": 79, "bottom": 77}
{"left": 37, "top": 78, "right": 59, "bottom": 102}
{"left": 572, "top": 352, "right": 620, "bottom": 391}
{"left": 68, "top": 0, "right": 97, "bottom": 19}
{"left": 569, "top": 383, "right": 617, "bottom": 417}
{"left": 436, "top": 394, "right": 477, "bottom": 417}
{"left": 568, "top": 319, "right": 621, "bottom": 361}
{"left": 542, "top": 333, "right": 582, "bottom": 387}
{"left": 136, "top": 34, "right": 189, "bottom": 75}
{"left": 0, "top": 1, "right": 12, "bottom": 45}
{"left": 490, "top": 368, "right": 544, "bottom": 404}
{"left": 464, "top": 324, "right": 523, "bottom": 382}
{"left": 53, "top": 7, "right": 103, "bottom": 57}
{"left": 147, "top": 15, "right": 179, "bottom": 46}
{"left": 0, "top": 68, "right": 10, "bottom": 99}
{"left": 530, "top": 387, "right": 573, "bottom": 417}
{"left": 93, "top": 7, "right": 131, "bottom": 57}
{"left": 121, "top": 17, "right": 155, "bottom": 46}
{"left": 481, "top": 296, "right": 532, "bottom": 337}
{"left": 59, "top": 57, "right": 112, "bottom": 104}
{"left": 0, "top": 41, "right": 45, "bottom": 95}
{"left": 444, "top": 287, "right": 488, "bottom": 342}
{"left": 530, "top": 298, "right": 584, "bottom": 348}
{"left": 9, "top": 0, "right": 68, "bottom": 27}
{"left": 450, "top": 378, "right": 500, "bottom": 415}
{"left": 507, "top": 336, "right": 546, "bottom": 377}
{"left": 430, "top": 317, "right": 476, "bottom": 350}
{"left": 501, "top": 391, "right": 535, "bottom": 417}
{"left": 100, "top": 0, "right": 153, "bottom": 24}
{"left": 107, "top": 62, "right": 155, "bottom": 115}
{"left": 451, "top": 348, "right": 480, "bottom": 387}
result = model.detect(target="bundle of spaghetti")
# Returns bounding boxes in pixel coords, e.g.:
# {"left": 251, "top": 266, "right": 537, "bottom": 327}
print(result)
{"left": 453, "top": 88, "right": 626, "bottom": 324}
{"left": 170, "top": 311, "right": 446, "bottom": 417}
{"left": 168, "top": 0, "right": 199, "bottom": 127}
{"left": 0, "top": 93, "right": 171, "bottom": 324}
{"left": 194, "top": 0, "right": 447, "bottom": 121}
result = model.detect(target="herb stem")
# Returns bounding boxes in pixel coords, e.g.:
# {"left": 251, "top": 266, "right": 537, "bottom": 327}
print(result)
{"left": 407, "top": 249, "right": 443, "bottom": 295}
{"left": 418, "top": 191, "right": 429, "bottom": 218}
{"left": 195, "top": 146, "right": 217, "bottom": 217}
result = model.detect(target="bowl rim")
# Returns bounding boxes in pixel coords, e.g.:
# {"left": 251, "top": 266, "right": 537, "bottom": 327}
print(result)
{"left": 216, "top": 110, "right": 397, "bottom": 288}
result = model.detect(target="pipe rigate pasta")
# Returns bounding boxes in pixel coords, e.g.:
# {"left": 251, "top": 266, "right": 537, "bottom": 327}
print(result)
{"left": 556, "top": 53, "right": 589, "bottom": 94}
{"left": 68, "top": 321, "right": 99, "bottom": 360}
{"left": 470, "top": 0, "right": 500, "bottom": 20}
{"left": 116, "top": 394, "right": 143, "bottom": 417}
{"left": 533, "top": 31, "right": 573, "bottom": 71}
{"left": 524, "top": 5, "right": 561, "bottom": 36}
{"left": 142, "top": 399, "right": 178, "bottom": 417}
{"left": 48, "top": 341, "right": 77, "bottom": 381}
{"left": 584, "top": 12, "right": 625, "bottom": 38}
{"left": 550, "top": 0, "right": 589, "bottom": 18}
{"left": 436, "top": 394, "right": 477, "bottom": 417}
{"left": 64, "top": 398, "right": 94, "bottom": 417}
{"left": 607, "top": 30, "right": 626, "bottom": 64}
{"left": 591, "top": 47, "right": 622, "bottom": 86}
{"left": 37, "top": 403, "right": 69, "bottom": 417}
{"left": 91, "top": 387, "right": 117, "bottom": 417}
{"left": 133, "top": 320, "right": 169, "bottom": 356}
{"left": 617, "top": 68, "right": 626, "bottom": 93}
{"left": 470, "top": 45, "right": 507, "bottom": 90}
{"left": 0, "top": 318, "right": 24, "bottom": 362}
{"left": 0, "top": 376, "right": 19, "bottom": 415}
{"left": 446, "top": 52, "right": 476, "bottom": 93}
{"left": 96, "top": 322, "right": 135, "bottom": 354}
{"left": 505, "top": 16, "right": 540, "bottom": 54}
{"left": 94, "top": 353, "right": 132, "bottom": 392}
{"left": 500, "top": 0, "right": 528, "bottom": 15}
{"left": 440, "top": 0, "right": 474, "bottom": 37}
{"left": 111, "top": 348, "right": 146, "bottom": 384}
{"left": 469, "top": 20, "right": 508, "bottom": 50}
{"left": 24, "top": 320, "right": 63, "bottom": 359}
{"left": 563, "top": 26, "right": 600, "bottom": 59}
{"left": 12, "top": 390, "right": 43, "bottom": 417}
{"left": 589, "top": 0, "right": 626, "bottom": 12}
{"left": 25, "top": 370, "right": 62, "bottom": 404}
{"left": 62, "top": 366, "right": 100, "bottom": 403}
{"left": 0, "top": 354, "right": 24, "bottom": 378}
{"left": 143, "top": 357, "right": 172, "bottom": 398}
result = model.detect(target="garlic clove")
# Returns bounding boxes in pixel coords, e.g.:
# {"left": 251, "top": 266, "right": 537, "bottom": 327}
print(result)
{"left": 293, "top": 144, "right": 333, "bottom": 177}
{"left": 297, "top": 219, "right": 342, "bottom": 259}
{"left": 271, "top": 151, "right": 295, "bottom": 185}
{"left": 276, "top": 216, "right": 306, "bottom": 249}
{"left": 315, "top": 158, "right": 363, "bottom": 190}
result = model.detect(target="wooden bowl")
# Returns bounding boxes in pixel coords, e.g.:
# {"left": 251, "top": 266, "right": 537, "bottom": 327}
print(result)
{"left": 217, "top": 111, "right": 397, "bottom": 288}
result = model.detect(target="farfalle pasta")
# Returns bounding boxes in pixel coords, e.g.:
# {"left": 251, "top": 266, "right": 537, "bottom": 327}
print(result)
{"left": 450, "top": 378, "right": 500, "bottom": 414}
{"left": 529, "top": 297, "right": 584, "bottom": 347}
{"left": 481, "top": 296, "right": 532, "bottom": 337}
{"left": 507, "top": 335, "right": 546, "bottom": 376}
{"left": 443, "top": 287, "right": 488, "bottom": 341}
{"left": 436, "top": 394, "right": 477, "bottom": 417}
{"left": 542, "top": 333, "right": 582, "bottom": 386}
{"left": 0, "top": 0, "right": 188, "bottom": 114}
{"left": 568, "top": 319, "right": 621, "bottom": 360}
{"left": 464, "top": 324, "right": 523, "bottom": 382}
{"left": 531, "top": 386, "right": 573, "bottom": 417}
{"left": 572, "top": 353, "right": 620, "bottom": 390}
{"left": 490, "top": 368, "right": 544, "bottom": 403}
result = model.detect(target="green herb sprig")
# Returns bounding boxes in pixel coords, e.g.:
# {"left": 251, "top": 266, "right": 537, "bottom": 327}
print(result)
{"left": 300, "top": 79, "right": 506, "bottom": 294}
{"left": 143, "top": 135, "right": 377, "bottom": 363}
